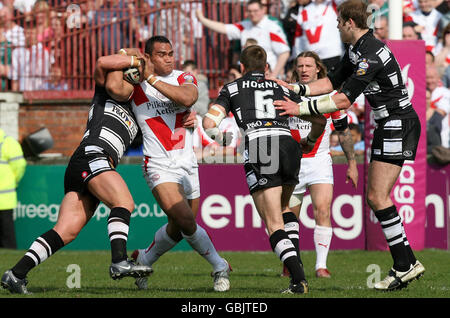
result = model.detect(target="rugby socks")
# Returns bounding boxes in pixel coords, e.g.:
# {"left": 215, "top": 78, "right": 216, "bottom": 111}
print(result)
{"left": 282, "top": 212, "right": 303, "bottom": 265}
{"left": 182, "top": 224, "right": 228, "bottom": 273}
{"left": 140, "top": 223, "right": 179, "bottom": 266}
{"left": 11, "top": 229, "right": 64, "bottom": 279}
{"left": 374, "top": 205, "right": 411, "bottom": 272}
{"left": 270, "top": 229, "right": 306, "bottom": 284}
{"left": 108, "top": 207, "right": 131, "bottom": 264}
{"left": 314, "top": 225, "right": 333, "bottom": 270}
{"left": 401, "top": 222, "right": 417, "bottom": 265}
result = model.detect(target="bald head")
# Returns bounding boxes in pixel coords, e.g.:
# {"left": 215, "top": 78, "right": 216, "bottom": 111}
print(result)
{"left": 426, "top": 66, "right": 440, "bottom": 92}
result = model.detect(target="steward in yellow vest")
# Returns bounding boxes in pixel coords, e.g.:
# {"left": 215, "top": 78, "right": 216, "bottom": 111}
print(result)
{"left": 0, "top": 128, "right": 26, "bottom": 248}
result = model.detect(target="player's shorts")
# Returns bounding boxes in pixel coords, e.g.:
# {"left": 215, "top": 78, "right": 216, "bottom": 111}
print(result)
{"left": 370, "top": 113, "right": 421, "bottom": 164}
{"left": 293, "top": 154, "right": 334, "bottom": 195}
{"left": 142, "top": 156, "right": 200, "bottom": 200}
{"left": 244, "top": 135, "right": 301, "bottom": 194}
{"left": 64, "top": 144, "right": 115, "bottom": 196}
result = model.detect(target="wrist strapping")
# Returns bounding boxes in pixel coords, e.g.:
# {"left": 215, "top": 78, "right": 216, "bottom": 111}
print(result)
{"left": 292, "top": 83, "right": 311, "bottom": 96}
{"left": 205, "top": 105, "right": 226, "bottom": 127}
{"left": 146, "top": 74, "right": 159, "bottom": 85}
{"left": 118, "top": 48, "right": 127, "bottom": 55}
{"left": 298, "top": 94, "right": 338, "bottom": 116}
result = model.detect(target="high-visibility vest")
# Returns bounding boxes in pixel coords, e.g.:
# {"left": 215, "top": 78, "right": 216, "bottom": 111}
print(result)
{"left": 0, "top": 128, "right": 27, "bottom": 210}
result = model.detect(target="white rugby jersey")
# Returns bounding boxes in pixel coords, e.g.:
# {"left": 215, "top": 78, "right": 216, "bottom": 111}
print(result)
{"left": 225, "top": 15, "right": 290, "bottom": 71}
{"left": 131, "top": 70, "right": 198, "bottom": 166}
{"left": 289, "top": 92, "right": 347, "bottom": 158}
{"left": 292, "top": 0, "right": 343, "bottom": 60}
{"left": 405, "top": 8, "right": 442, "bottom": 53}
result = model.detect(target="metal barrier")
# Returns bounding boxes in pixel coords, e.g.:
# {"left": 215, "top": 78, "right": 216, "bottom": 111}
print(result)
{"left": 0, "top": 0, "right": 282, "bottom": 97}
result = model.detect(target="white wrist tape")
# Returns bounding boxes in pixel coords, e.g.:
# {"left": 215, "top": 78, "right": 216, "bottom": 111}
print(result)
{"left": 204, "top": 105, "right": 226, "bottom": 127}
{"left": 292, "top": 83, "right": 311, "bottom": 96}
{"left": 298, "top": 94, "right": 338, "bottom": 116}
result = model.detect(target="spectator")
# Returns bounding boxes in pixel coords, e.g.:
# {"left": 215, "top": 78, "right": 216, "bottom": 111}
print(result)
{"left": 374, "top": 15, "right": 389, "bottom": 41}
{"left": 129, "top": 0, "right": 153, "bottom": 45}
{"left": 282, "top": 0, "right": 302, "bottom": 50}
{"left": 0, "top": 5, "right": 25, "bottom": 47}
{"left": 426, "top": 89, "right": 443, "bottom": 153}
{"left": 436, "top": 0, "right": 449, "bottom": 31}
{"left": 195, "top": 0, "right": 291, "bottom": 78}
{"left": 0, "top": 127, "right": 26, "bottom": 249}
{"left": 330, "top": 123, "right": 365, "bottom": 156}
{"left": 435, "top": 23, "right": 450, "bottom": 76}
{"left": 329, "top": 130, "right": 339, "bottom": 149}
{"left": 182, "top": 59, "right": 210, "bottom": 117}
{"left": 402, "top": 21, "right": 423, "bottom": 40}
{"left": 43, "top": 63, "right": 68, "bottom": 90}
{"left": 426, "top": 50, "right": 435, "bottom": 66}
{"left": 226, "top": 64, "right": 242, "bottom": 84}
{"left": 32, "top": 0, "right": 53, "bottom": 47}
{"left": 9, "top": 26, "right": 52, "bottom": 91}
{"left": 291, "top": 0, "right": 345, "bottom": 71}
{"left": 0, "top": 25, "right": 12, "bottom": 90}
{"left": 12, "top": 0, "right": 35, "bottom": 14}
{"left": 442, "top": 64, "right": 450, "bottom": 87}
{"left": 88, "top": 0, "right": 131, "bottom": 56}
{"left": 405, "top": 0, "right": 443, "bottom": 53}
{"left": 426, "top": 65, "right": 450, "bottom": 148}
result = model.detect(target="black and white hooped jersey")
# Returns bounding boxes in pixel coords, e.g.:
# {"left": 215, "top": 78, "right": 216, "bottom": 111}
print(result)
{"left": 328, "top": 29, "right": 416, "bottom": 122}
{"left": 214, "top": 71, "right": 302, "bottom": 142}
{"left": 80, "top": 85, "right": 139, "bottom": 166}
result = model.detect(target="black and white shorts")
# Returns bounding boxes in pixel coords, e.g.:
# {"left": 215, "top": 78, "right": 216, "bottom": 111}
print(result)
{"left": 64, "top": 144, "right": 115, "bottom": 196}
{"left": 371, "top": 114, "right": 421, "bottom": 164}
{"left": 244, "top": 135, "right": 301, "bottom": 194}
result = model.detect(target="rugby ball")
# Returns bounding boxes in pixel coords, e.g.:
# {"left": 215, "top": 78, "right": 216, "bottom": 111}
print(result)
{"left": 123, "top": 67, "right": 141, "bottom": 85}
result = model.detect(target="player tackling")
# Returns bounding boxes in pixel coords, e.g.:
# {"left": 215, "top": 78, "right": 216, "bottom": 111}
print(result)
{"left": 273, "top": 0, "right": 425, "bottom": 291}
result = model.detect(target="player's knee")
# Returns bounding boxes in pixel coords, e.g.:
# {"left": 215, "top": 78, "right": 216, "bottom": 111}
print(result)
{"left": 315, "top": 208, "right": 330, "bottom": 223}
{"left": 366, "top": 191, "right": 386, "bottom": 211}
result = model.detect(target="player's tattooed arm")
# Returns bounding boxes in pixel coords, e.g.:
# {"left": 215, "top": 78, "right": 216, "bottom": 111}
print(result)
{"left": 338, "top": 128, "right": 358, "bottom": 188}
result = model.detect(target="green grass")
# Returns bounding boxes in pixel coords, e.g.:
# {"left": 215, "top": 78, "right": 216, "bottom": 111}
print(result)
{"left": 0, "top": 249, "right": 449, "bottom": 298}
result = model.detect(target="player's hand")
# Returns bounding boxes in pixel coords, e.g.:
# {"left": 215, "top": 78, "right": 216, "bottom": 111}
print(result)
{"left": 267, "top": 77, "right": 294, "bottom": 91}
{"left": 346, "top": 160, "right": 358, "bottom": 189}
{"left": 182, "top": 110, "right": 197, "bottom": 128}
{"left": 143, "top": 54, "right": 155, "bottom": 80}
{"left": 273, "top": 96, "right": 300, "bottom": 116}
{"left": 299, "top": 138, "right": 314, "bottom": 153}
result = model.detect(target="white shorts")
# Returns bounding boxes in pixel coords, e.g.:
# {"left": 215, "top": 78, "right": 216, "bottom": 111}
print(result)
{"left": 293, "top": 154, "right": 334, "bottom": 195}
{"left": 142, "top": 157, "right": 200, "bottom": 200}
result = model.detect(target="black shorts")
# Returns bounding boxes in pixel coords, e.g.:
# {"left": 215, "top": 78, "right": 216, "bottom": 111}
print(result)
{"left": 370, "top": 113, "right": 421, "bottom": 164}
{"left": 64, "top": 144, "right": 115, "bottom": 197}
{"left": 244, "top": 135, "right": 301, "bottom": 194}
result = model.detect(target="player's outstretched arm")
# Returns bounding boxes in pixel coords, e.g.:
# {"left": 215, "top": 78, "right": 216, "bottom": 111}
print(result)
{"left": 105, "top": 70, "right": 135, "bottom": 102}
{"left": 94, "top": 54, "right": 141, "bottom": 86}
{"left": 338, "top": 127, "right": 358, "bottom": 188}
{"left": 148, "top": 79, "right": 199, "bottom": 108}
{"left": 298, "top": 115, "right": 326, "bottom": 152}
{"left": 202, "top": 104, "right": 227, "bottom": 144}
{"left": 274, "top": 92, "right": 352, "bottom": 117}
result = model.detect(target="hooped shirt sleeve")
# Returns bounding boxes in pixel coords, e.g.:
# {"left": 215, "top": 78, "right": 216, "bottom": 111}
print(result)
{"left": 339, "top": 51, "right": 383, "bottom": 104}
{"left": 213, "top": 84, "right": 232, "bottom": 114}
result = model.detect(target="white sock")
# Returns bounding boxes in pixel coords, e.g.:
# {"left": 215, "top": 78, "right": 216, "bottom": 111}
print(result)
{"left": 314, "top": 225, "right": 333, "bottom": 270}
{"left": 141, "top": 224, "right": 177, "bottom": 266}
{"left": 182, "top": 224, "right": 227, "bottom": 272}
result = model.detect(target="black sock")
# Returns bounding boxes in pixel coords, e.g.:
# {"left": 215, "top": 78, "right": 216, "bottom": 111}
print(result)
{"left": 108, "top": 207, "right": 131, "bottom": 263}
{"left": 12, "top": 229, "right": 64, "bottom": 279}
{"left": 269, "top": 229, "right": 305, "bottom": 284}
{"left": 400, "top": 223, "right": 417, "bottom": 265}
{"left": 282, "top": 211, "right": 303, "bottom": 266}
{"left": 374, "top": 206, "right": 411, "bottom": 272}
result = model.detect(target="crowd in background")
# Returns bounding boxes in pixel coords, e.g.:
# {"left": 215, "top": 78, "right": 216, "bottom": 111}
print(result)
{"left": 0, "top": 0, "right": 449, "bottom": 158}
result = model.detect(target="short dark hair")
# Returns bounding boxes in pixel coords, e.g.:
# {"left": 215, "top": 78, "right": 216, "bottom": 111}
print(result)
{"left": 182, "top": 60, "right": 197, "bottom": 70}
{"left": 240, "top": 45, "right": 267, "bottom": 72}
{"left": 145, "top": 35, "right": 171, "bottom": 55}
{"left": 337, "top": 0, "right": 369, "bottom": 29}
{"left": 247, "top": 0, "right": 263, "bottom": 7}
